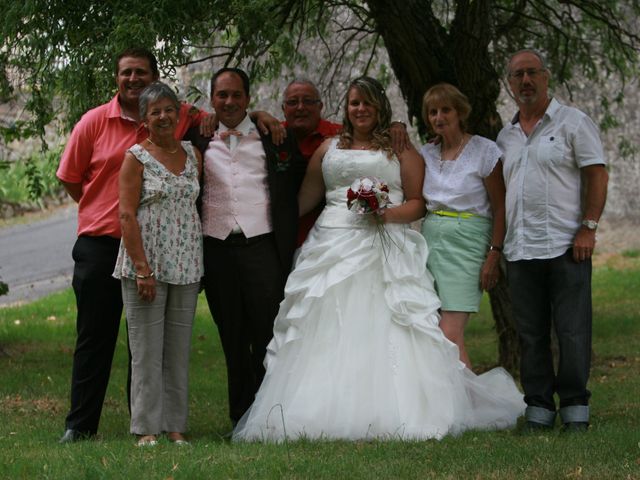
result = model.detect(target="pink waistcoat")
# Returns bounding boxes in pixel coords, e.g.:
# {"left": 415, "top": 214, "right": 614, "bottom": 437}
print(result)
{"left": 201, "top": 131, "right": 272, "bottom": 240}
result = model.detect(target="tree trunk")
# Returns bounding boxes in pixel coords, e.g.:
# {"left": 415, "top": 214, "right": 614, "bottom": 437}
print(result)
{"left": 488, "top": 268, "right": 520, "bottom": 374}
{"left": 367, "top": 0, "right": 521, "bottom": 374}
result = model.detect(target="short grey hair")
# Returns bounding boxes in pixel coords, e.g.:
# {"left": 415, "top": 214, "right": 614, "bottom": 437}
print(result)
{"left": 139, "top": 81, "right": 181, "bottom": 119}
{"left": 282, "top": 78, "right": 321, "bottom": 102}
{"left": 506, "top": 49, "right": 549, "bottom": 75}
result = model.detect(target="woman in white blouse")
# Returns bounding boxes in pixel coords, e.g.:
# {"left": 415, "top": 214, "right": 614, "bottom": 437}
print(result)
{"left": 420, "top": 83, "right": 506, "bottom": 368}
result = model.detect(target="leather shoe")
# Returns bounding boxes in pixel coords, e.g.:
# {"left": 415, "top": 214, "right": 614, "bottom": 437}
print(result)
{"left": 59, "top": 429, "right": 93, "bottom": 444}
{"left": 562, "top": 421, "right": 589, "bottom": 433}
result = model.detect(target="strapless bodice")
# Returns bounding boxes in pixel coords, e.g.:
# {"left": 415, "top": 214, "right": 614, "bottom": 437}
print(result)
{"left": 317, "top": 140, "right": 403, "bottom": 228}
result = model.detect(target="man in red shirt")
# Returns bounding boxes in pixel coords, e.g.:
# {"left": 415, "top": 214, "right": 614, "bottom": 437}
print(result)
{"left": 281, "top": 79, "right": 341, "bottom": 246}
{"left": 56, "top": 48, "right": 210, "bottom": 443}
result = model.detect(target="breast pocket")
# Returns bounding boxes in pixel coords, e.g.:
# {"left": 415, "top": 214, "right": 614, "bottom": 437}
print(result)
{"left": 536, "top": 135, "right": 566, "bottom": 165}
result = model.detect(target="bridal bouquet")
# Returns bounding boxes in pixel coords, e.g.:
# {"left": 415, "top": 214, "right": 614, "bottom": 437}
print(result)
{"left": 346, "top": 177, "right": 391, "bottom": 215}
{"left": 346, "top": 177, "right": 400, "bottom": 258}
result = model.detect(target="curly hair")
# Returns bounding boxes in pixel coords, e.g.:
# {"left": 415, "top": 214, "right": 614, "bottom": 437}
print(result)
{"left": 338, "top": 76, "right": 393, "bottom": 157}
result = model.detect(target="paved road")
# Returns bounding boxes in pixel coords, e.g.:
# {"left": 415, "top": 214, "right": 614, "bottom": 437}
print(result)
{"left": 0, "top": 205, "right": 78, "bottom": 306}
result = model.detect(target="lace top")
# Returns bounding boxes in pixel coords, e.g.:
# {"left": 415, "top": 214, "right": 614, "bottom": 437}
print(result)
{"left": 420, "top": 135, "right": 502, "bottom": 218}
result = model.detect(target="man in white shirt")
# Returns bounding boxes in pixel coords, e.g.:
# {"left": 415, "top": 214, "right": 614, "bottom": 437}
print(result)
{"left": 497, "top": 49, "right": 608, "bottom": 432}
{"left": 199, "top": 68, "right": 305, "bottom": 426}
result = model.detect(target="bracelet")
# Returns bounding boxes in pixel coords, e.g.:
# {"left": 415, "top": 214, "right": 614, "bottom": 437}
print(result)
{"left": 135, "top": 271, "right": 155, "bottom": 280}
{"left": 488, "top": 245, "right": 503, "bottom": 253}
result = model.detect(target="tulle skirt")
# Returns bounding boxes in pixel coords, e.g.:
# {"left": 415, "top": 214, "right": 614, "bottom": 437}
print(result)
{"left": 233, "top": 222, "right": 524, "bottom": 441}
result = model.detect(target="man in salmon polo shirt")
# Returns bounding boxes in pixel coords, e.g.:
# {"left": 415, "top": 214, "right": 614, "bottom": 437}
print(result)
{"left": 55, "top": 47, "right": 212, "bottom": 443}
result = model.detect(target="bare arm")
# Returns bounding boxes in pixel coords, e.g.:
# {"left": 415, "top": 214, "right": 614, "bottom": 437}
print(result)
{"left": 60, "top": 180, "right": 83, "bottom": 203}
{"left": 382, "top": 144, "right": 426, "bottom": 224}
{"left": 573, "top": 164, "right": 609, "bottom": 262}
{"left": 119, "top": 152, "right": 156, "bottom": 302}
{"left": 298, "top": 139, "right": 330, "bottom": 216}
{"left": 480, "top": 160, "right": 506, "bottom": 291}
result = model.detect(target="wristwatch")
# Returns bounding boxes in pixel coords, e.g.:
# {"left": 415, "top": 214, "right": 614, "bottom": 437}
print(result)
{"left": 581, "top": 219, "right": 598, "bottom": 230}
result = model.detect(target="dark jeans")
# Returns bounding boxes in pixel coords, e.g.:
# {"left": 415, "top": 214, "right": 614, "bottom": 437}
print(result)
{"left": 64, "top": 236, "right": 123, "bottom": 434}
{"left": 507, "top": 249, "right": 592, "bottom": 414}
{"left": 202, "top": 233, "right": 285, "bottom": 424}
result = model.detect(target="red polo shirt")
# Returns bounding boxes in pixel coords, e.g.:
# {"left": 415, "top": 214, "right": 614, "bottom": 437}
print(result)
{"left": 283, "top": 119, "right": 342, "bottom": 246}
{"left": 57, "top": 94, "right": 206, "bottom": 238}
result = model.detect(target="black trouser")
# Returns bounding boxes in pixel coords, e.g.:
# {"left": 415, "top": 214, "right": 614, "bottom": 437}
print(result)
{"left": 202, "top": 233, "right": 285, "bottom": 424}
{"left": 507, "top": 248, "right": 592, "bottom": 414}
{"left": 64, "top": 236, "right": 123, "bottom": 434}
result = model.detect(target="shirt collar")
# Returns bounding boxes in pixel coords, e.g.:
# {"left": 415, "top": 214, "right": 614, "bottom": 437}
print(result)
{"left": 282, "top": 118, "right": 340, "bottom": 139}
{"left": 220, "top": 113, "right": 255, "bottom": 136}
{"left": 509, "top": 96, "right": 558, "bottom": 126}
{"left": 315, "top": 119, "right": 340, "bottom": 137}
{"left": 106, "top": 93, "right": 141, "bottom": 123}
{"left": 106, "top": 94, "right": 124, "bottom": 119}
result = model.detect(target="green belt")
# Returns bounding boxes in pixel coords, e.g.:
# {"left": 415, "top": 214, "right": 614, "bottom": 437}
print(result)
{"left": 432, "top": 210, "right": 477, "bottom": 219}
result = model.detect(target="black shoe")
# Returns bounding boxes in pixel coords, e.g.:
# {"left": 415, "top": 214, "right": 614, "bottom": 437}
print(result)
{"left": 59, "top": 429, "right": 93, "bottom": 444}
{"left": 562, "top": 422, "right": 589, "bottom": 433}
{"left": 520, "top": 421, "right": 553, "bottom": 434}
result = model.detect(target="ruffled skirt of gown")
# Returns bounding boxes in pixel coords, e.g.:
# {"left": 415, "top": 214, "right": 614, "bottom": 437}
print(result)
{"left": 233, "top": 222, "right": 525, "bottom": 442}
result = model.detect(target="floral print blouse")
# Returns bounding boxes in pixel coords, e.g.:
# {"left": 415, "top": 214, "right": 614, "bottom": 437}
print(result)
{"left": 114, "top": 141, "right": 203, "bottom": 285}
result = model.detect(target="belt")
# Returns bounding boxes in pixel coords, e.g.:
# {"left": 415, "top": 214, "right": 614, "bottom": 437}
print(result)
{"left": 432, "top": 210, "right": 477, "bottom": 219}
{"left": 206, "top": 232, "right": 273, "bottom": 246}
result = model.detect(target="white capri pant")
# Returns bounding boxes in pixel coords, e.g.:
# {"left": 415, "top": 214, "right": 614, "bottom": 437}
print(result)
{"left": 121, "top": 278, "right": 199, "bottom": 435}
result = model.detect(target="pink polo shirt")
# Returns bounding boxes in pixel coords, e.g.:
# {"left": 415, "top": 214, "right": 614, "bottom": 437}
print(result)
{"left": 57, "top": 94, "right": 206, "bottom": 238}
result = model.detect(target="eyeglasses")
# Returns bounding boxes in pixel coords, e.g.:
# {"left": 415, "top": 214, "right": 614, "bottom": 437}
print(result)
{"left": 508, "top": 68, "right": 546, "bottom": 80}
{"left": 283, "top": 98, "right": 321, "bottom": 107}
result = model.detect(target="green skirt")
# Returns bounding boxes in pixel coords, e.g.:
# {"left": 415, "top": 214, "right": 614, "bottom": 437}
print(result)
{"left": 422, "top": 213, "right": 492, "bottom": 312}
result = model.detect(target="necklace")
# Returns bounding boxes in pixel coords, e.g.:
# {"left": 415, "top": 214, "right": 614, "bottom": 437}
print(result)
{"left": 352, "top": 140, "right": 372, "bottom": 150}
{"left": 147, "top": 137, "right": 179, "bottom": 154}
{"left": 439, "top": 135, "right": 466, "bottom": 173}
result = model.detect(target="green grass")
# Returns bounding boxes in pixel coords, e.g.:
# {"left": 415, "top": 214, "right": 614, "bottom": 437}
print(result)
{"left": 1, "top": 266, "right": 639, "bottom": 479}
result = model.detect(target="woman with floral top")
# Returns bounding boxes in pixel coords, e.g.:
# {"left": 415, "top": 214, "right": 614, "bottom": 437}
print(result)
{"left": 114, "top": 82, "right": 203, "bottom": 447}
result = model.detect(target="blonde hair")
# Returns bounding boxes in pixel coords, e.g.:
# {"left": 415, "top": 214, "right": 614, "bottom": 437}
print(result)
{"left": 338, "top": 76, "right": 393, "bottom": 157}
{"left": 421, "top": 83, "right": 471, "bottom": 136}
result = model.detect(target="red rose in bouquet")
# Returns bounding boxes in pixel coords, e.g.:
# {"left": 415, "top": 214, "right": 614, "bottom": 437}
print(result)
{"left": 346, "top": 177, "right": 391, "bottom": 215}
{"left": 346, "top": 177, "right": 400, "bottom": 259}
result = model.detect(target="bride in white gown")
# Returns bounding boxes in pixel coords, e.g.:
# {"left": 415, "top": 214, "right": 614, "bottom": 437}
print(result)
{"left": 233, "top": 77, "right": 525, "bottom": 442}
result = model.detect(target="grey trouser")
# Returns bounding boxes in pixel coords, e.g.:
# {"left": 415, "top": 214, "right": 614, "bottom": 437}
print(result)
{"left": 122, "top": 278, "right": 199, "bottom": 435}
